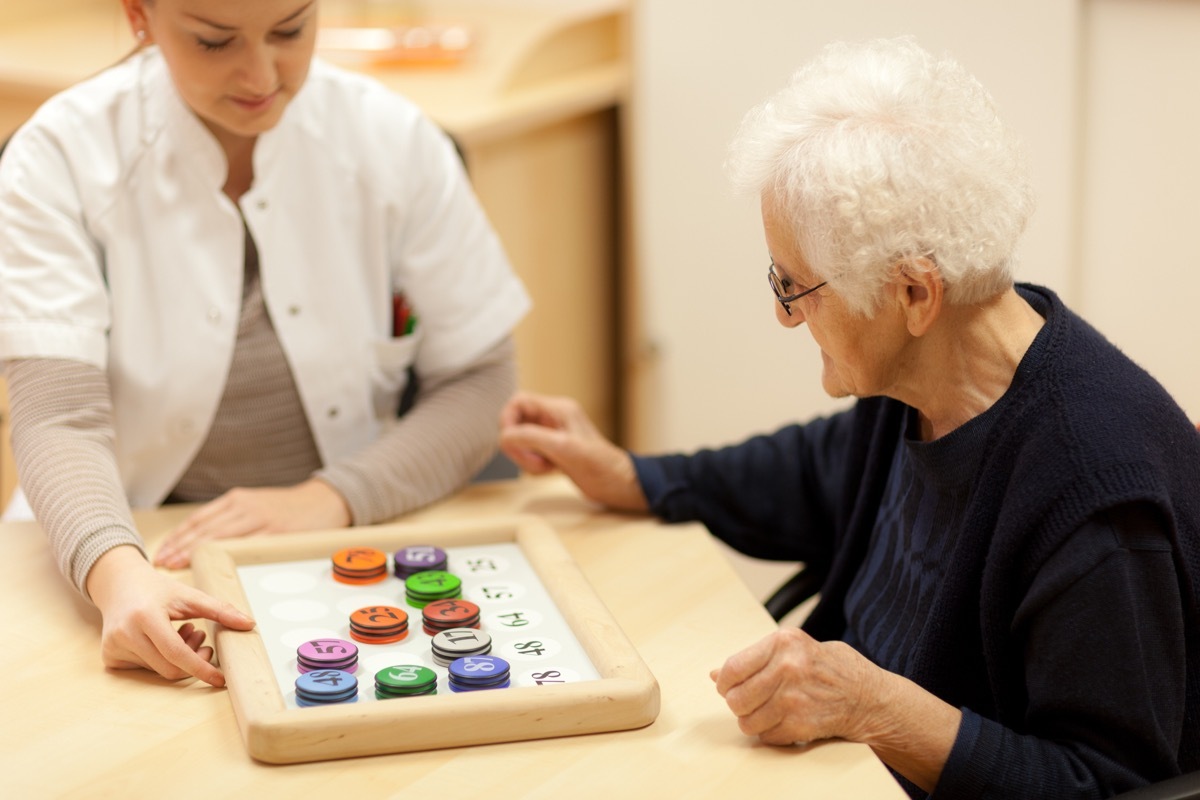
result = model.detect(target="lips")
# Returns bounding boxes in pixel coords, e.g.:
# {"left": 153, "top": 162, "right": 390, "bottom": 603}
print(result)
{"left": 230, "top": 91, "right": 279, "bottom": 112}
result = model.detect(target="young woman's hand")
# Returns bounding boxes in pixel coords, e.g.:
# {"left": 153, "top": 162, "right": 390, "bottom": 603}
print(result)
{"left": 86, "top": 546, "right": 256, "bottom": 686}
{"left": 153, "top": 479, "right": 351, "bottom": 569}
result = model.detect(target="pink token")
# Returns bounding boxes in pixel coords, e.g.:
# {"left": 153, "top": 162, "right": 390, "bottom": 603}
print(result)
{"left": 296, "top": 638, "right": 359, "bottom": 673}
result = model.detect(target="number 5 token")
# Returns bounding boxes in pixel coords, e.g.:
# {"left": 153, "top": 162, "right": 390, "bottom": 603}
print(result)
{"left": 296, "top": 638, "right": 359, "bottom": 673}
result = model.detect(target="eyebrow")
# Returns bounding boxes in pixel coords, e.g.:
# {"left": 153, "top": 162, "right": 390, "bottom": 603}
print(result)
{"left": 186, "top": 1, "right": 315, "bottom": 31}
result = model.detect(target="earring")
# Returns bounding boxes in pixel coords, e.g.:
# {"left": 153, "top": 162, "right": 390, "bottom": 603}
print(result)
{"left": 136, "top": 29, "right": 147, "bottom": 42}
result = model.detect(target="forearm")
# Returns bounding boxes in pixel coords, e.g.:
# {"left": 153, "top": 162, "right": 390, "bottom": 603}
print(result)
{"left": 6, "top": 358, "right": 143, "bottom": 598}
{"left": 318, "top": 337, "right": 517, "bottom": 524}
{"left": 634, "top": 411, "right": 856, "bottom": 561}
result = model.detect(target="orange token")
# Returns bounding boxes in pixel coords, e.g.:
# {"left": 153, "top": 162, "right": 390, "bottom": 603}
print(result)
{"left": 332, "top": 547, "right": 387, "bottom": 573}
{"left": 350, "top": 606, "right": 409, "bottom": 633}
{"left": 332, "top": 547, "right": 389, "bottom": 584}
{"left": 349, "top": 630, "right": 410, "bottom": 645}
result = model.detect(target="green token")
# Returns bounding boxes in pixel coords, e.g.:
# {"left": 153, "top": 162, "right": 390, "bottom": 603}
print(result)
{"left": 375, "top": 664, "right": 437, "bottom": 694}
{"left": 376, "top": 686, "right": 436, "bottom": 700}
{"left": 405, "top": 571, "right": 463, "bottom": 607}
{"left": 406, "top": 571, "right": 461, "bottom": 596}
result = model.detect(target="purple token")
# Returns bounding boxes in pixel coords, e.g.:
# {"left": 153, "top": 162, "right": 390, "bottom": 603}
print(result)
{"left": 394, "top": 545, "right": 448, "bottom": 577}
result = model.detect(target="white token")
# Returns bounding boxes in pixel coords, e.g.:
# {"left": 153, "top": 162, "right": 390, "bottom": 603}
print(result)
{"left": 486, "top": 608, "right": 544, "bottom": 632}
{"left": 431, "top": 628, "right": 492, "bottom": 656}
{"left": 499, "top": 636, "right": 562, "bottom": 662}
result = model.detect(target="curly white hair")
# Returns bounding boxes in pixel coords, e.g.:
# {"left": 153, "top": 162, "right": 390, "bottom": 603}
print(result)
{"left": 726, "top": 36, "right": 1036, "bottom": 316}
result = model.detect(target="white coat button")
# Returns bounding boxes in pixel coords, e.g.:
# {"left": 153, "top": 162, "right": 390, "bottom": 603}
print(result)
{"left": 176, "top": 419, "right": 195, "bottom": 435}
{"left": 288, "top": 305, "right": 301, "bottom": 316}
{"left": 256, "top": 199, "right": 268, "bottom": 210}
{"left": 327, "top": 406, "right": 339, "bottom": 419}
{"left": 207, "top": 307, "right": 221, "bottom": 323}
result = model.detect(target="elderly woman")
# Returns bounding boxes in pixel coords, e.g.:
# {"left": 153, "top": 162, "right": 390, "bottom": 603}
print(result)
{"left": 498, "top": 37, "right": 1200, "bottom": 799}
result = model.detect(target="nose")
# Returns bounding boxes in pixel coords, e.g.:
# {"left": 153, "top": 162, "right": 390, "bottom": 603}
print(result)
{"left": 775, "top": 298, "right": 806, "bottom": 328}
{"left": 238, "top": 42, "right": 278, "bottom": 95}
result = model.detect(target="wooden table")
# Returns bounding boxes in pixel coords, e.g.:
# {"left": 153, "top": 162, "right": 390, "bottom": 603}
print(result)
{"left": 0, "top": 475, "right": 905, "bottom": 798}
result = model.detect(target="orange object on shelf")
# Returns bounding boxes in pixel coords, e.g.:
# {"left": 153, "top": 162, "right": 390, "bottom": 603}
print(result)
{"left": 317, "top": 25, "right": 472, "bottom": 67}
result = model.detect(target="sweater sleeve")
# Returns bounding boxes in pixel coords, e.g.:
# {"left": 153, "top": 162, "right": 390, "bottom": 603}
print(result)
{"left": 631, "top": 408, "right": 859, "bottom": 562}
{"left": 316, "top": 335, "right": 516, "bottom": 524}
{"left": 935, "top": 503, "right": 1186, "bottom": 798}
{"left": 5, "top": 358, "right": 144, "bottom": 599}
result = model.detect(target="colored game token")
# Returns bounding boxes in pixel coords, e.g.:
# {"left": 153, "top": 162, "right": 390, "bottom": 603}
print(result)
{"left": 448, "top": 655, "right": 511, "bottom": 692}
{"left": 349, "top": 605, "right": 410, "bottom": 644}
{"left": 297, "top": 638, "right": 359, "bottom": 674}
{"left": 331, "top": 546, "right": 388, "bottom": 585}
{"left": 295, "top": 669, "right": 359, "bottom": 706}
{"left": 430, "top": 627, "right": 491, "bottom": 667}
{"left": 374, "top": 664, "right": 438, "bottom": 699}
{"left": 421, "top": 599, "right": 480, "bottom": 635}
{"left": 404, "top": 570, "right": 462, "bottom": 608}
{"left": 393, "top": 545, "right": 448, "bottom": 579}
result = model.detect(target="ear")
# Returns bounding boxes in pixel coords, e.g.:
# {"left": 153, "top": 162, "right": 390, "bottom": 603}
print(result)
{"left": 891, "top": 257, "right": 942, "bottom": 337}
{"left": 120, "top": 0, "right": 152, "bottom": 43}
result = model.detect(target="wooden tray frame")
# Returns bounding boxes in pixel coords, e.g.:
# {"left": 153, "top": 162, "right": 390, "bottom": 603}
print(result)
{"left": 191, "top": 514, "right": 659, "bottom": 764}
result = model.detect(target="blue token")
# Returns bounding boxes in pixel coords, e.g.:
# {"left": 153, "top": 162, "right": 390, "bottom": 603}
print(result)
{"left": 447, "top": 655, "right": 511, "bottom": 691}
{"left": 298, "top": 694, "right": 359, "bottom": 707}
{"left": 295, "top": 669, "right": 359, "bottom": 705}
{"left": 448, "top": 654, "right": 509, "bottom": 680}
{"left": 449, "top": 679, "right": 511, "bottom": 693}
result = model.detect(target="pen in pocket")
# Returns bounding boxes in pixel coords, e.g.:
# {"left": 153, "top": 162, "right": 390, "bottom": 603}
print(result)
{"left": 392, "top": 292, "right": 417, "bottom": 336}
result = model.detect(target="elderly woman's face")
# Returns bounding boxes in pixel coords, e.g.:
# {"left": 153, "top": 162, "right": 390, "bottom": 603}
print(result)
{"left": 762, "top": 197, "right": 908, "bottom": 401}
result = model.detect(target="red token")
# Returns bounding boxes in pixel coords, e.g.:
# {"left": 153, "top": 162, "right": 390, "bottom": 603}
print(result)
{"left": 421, "top": 599, "right": 481, "bottom": 632}
{"left": 423, "top": 599, "right": 480, "bottom": 623}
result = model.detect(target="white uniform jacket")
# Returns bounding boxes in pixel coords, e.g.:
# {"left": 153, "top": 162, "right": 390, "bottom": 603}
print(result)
{"left": 0, "top": 49, "right": 530, "bottom": 507}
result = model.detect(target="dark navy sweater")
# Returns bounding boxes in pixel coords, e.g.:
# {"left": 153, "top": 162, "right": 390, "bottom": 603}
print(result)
{"left": 633, "top": 285, "right": 1200, "bottom": 798}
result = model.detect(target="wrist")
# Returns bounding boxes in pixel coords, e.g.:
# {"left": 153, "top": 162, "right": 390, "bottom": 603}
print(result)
{"left": 301, "top": 478, "right": 353, "bottom": 527}
{"left": 613, "top": 450, "right": 650, "bottom": 512}
{"left": 85, "top": 544, "right": 151, "bottom": 606}
{"left": 856, "top": 663, "right": 961, "bottom": 792}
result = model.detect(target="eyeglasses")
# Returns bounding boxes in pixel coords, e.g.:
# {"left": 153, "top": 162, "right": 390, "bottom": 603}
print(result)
{"left": 768, "top": 263, "right": 827, "bottom": 316}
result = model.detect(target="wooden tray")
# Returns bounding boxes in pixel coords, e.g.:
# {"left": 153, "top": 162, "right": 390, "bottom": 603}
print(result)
{"left": 191, "top": 514, "right": 659, "bottom": 763}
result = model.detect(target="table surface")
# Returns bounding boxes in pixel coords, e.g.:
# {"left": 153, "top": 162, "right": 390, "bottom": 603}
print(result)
{"left": 0, "top": 475, "right": 905, "bottom": 798}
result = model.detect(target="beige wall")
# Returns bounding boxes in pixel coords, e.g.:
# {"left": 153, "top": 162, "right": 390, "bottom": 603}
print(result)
{"left": 1078, "top": 0, "right": 1200, "bottom": 424}
{"left": 625, "top": 0, "right": 1200, "bottom": 462}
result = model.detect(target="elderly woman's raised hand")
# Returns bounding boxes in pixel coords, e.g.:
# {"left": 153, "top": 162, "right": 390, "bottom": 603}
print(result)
{"left": 498, "top": 392, "right": 649, "bottom": 512}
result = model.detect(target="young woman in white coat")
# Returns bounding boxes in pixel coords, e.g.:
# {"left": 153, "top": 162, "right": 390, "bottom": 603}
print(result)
{"left": 0, "top": 0, "right": 530, "bottom": 686}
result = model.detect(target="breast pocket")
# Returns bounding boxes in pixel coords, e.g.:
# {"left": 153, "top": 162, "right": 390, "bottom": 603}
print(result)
{"left": 370, "top": 327, "right": 421, "bottom": 419}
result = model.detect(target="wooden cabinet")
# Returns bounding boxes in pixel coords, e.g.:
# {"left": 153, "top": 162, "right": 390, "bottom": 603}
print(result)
{"left": 0, "top": 0, "right": 628, "bottom": 508}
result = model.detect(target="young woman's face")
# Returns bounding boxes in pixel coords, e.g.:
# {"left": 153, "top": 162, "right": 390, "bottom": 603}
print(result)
{"left": 127, "top": 0, "right": 319, "bottom": 147}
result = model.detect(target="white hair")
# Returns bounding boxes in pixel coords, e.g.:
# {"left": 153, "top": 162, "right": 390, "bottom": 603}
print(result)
{"left": 727, "top": 36, "right": 1035, "bottom": 315}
